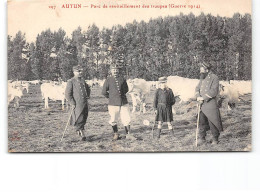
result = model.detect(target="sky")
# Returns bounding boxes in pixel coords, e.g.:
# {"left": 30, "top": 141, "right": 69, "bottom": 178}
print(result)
{"left": 8, "top": 0, "right": 251, "bottom": 42}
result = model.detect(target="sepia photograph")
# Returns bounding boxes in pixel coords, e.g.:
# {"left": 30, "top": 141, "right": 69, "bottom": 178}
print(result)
{"left": 8, "top": 0, "right": 252, "bottom": 152}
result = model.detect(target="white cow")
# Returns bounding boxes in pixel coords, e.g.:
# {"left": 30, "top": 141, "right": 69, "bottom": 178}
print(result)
{"left": 219, "top": 80, "right": 251, "bottom": 110}
{"left": 28, "top": 80, "right": 41, "bottom": 85}
{"left": 229, "top": 80, "right": 252, "bottom": 96}
{"left": 9, "top": 80, "right": 29, "bottom": 93}
{"left": 40, "top": 82, "right": 67, "bottom": 110}
{"left": 166, "top": 76, "right": 199, "bottom": 103}
{"left": 8, "top": 80, "right": 20, "bottom": 88}
{"left": 8, "top": 85, "right": 25, "bottom": 107}
{"left": 148, "top": 81, "right": 158, "bottom": 88}
{"left": 127, "top": 78, "right": 151, "bottom": 113}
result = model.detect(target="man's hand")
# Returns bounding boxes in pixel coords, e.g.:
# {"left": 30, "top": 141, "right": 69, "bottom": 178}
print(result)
{"left": 71, "top": 105, "right": 76, "bottom": 109}
{"left": 197, "top": 97, "right": 204, "bottom": 104}
{"left": 154, "top": 110, "right": 157, "bottom": 115}
{"left": 197, "top": 96, "right": 204, "bottom": 101}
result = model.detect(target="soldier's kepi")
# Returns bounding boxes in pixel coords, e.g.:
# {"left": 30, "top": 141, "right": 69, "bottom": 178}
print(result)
{"left": 195, "top": 62, "right": 223, "bottom": 145}
{"left": 102, "top": 62, "right": 136, "bottom": 141}
{"left": 65, "top": 65, "right": 91, "bottom": 141}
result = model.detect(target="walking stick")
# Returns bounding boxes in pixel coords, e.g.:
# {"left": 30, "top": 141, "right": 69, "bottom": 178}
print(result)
{"left": 152, "top": 111, "right": 157, "bottom": 139}
{"left": 195, "top": 104, "right": 201, "bottom": 147}
{"left": 152, "top": 121, "right": 155, "bottom": 139}
{"left": 60, "top": 108, "right": 74, "bottom": 142}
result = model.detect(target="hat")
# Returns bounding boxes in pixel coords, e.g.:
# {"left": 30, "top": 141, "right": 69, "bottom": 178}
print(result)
{"left": 73, "top": 65, "right": 83, "bottom": 72}
{"left": 200, "top": 62, "right": 211, "bottom": 69}
{"left": 158, "top": 77, "right": 167, "bottom": 83}
{"left": 110, "top": 63, "right": 121, "bottom": 70}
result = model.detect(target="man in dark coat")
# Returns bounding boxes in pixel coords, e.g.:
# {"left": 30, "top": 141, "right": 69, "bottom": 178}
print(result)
{"left": 102, "top": 64, "right": 135, "bottom": 141}
{"left": 195, "top": 62, "right": 223, "bottom": 145}
{"left": 153, "top": 77, "right": 175, "bottom": 139}
{"left": 65, "top": 65, "right": 91, "bottom": 141}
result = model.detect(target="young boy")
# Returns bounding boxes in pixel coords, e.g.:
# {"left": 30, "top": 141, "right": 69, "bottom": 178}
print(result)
{"left": 153, "top": 77, "right": 175, "bottom": 139}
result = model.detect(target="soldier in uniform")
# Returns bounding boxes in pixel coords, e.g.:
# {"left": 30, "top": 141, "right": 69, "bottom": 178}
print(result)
{"left": 153, "top": 77, "right": 175, "bottom": 139}
{"left": 102, "top": 64, "right": 135, "bottom": 141}
{"left": 65, "top": 65, "right": 91, "bottom": 141}
{"left": 195, "top": 62, "right": 223, "bottom": 145}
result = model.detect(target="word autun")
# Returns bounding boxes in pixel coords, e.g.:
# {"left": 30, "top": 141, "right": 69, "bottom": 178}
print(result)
{"left": 62, "top": 4, "right": 82, "bottom": 8}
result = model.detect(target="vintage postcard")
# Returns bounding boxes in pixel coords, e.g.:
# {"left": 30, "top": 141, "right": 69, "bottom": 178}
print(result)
{"left": 8, "top": 0, "right": 252, "bottom": 152}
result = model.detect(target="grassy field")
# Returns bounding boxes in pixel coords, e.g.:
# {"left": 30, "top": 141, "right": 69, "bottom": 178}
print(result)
{"left": 8, "top": 84, "right": 252, "bottom": 152}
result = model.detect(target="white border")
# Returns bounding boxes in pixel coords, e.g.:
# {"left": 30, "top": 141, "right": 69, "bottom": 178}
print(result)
{"left": 1, "top": 0, "right": 260, "bottom": 193}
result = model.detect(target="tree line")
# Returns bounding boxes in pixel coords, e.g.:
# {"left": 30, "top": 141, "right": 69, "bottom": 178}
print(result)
{"left": 8, "top": 12, "right": 252, "bottom": 81}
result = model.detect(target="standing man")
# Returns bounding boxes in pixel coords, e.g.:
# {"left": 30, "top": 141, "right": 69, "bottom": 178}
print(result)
{"left": 195, "top": 62, "right": 223, "bottom": 145}
{"left": 65, "top": 65, "right": 91, "bottom": 141}
{"left": 102, "top": 64, "right": 135, "bottom": 141}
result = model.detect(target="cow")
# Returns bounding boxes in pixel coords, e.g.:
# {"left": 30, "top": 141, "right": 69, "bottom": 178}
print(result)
{"left": 166, "top": 76, "right": 199, "bottom": 103}
{"left": 229, "top": 80, "right": 252, "bottom": 96}
{"left": 28, "top": 80, "right": 40, "bottom": 85}
{"left": 8, "top": 85, "right": 25, "bottom": 107}
{"left": 219, "top": 80, "right": 251, "bottom": 110}
{"left": 148, "top": 81, "right": 158, "bottom": 88}
{"left": 127, "top": 78, "right": 151, "bottom": 114}
{"left": 40, "top": 82, "right": 67, "bottom": 110}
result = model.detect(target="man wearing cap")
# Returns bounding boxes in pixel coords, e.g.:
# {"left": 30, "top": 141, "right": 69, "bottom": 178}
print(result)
{"left": 102, "top": 64, "right": 135, "bottom": 141}
{"left": 195, "top": 62, "right": 223, "bottom": 145}
{"left": 153, "top": 77, "right": 175, "bottom": 139}
{"left": 65, "top": 65, "right": 91, "bottom": 141}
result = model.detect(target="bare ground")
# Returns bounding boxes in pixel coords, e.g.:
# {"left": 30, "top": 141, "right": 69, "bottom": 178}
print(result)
{"left": 8, "top": 84, "right": 252, "bottom": 152}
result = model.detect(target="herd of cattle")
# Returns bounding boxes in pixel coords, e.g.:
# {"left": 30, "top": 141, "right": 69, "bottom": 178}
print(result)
{"left": 8, "top": 77, "right": 252, "bottom": 112}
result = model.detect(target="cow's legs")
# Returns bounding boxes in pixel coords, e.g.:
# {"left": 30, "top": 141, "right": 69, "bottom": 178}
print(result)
{"left": 61, "top": 99, "right": 64, "bottom": 110}
{"left": 65, "top": 99, "right": 69, "bottom": 110}
{"left": 140, "top": 95, "right": 146, "bottom": 114}
{"left": 142, "top": 102, "right": 146, "bottom": 114}
{"left": 136, "top": 99, "right": 142, "bottom": 115}
{"left": 132, "top": 105, "right": 136, "bottom": 113}
{"left": 131, "top": 94, "right": 137, "bottom": 113}
{"left": 14, "top": 96, "right": 19, "bottom": 108}
{"left": 16, "top": 98, "right": 20, "bottom": 108}
{"left": 45, "top": 97, "right": 49, "bottom": 109}
{"left": 8, "top": 95, "right": 13, "bottom": 107}
{"left": 172, "top": 107, "right": 176, "bottom": 114}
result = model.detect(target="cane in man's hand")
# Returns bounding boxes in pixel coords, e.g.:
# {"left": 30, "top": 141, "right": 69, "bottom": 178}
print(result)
{"left": 195, "top": 103, "right": 201, "bottom": 147}
{"left": 152, "top": 110, "right": 157, "bottom": 139}
{"left": 60, "top": 106, "right": 74, "bottom": 142}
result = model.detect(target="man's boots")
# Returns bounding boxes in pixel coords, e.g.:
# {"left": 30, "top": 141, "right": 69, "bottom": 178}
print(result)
{"left": 157, "top": 129, "right": 161, "bottom": 139}
{"left": 212, "top": 137, "right": 219, "bottom": 145}
{"left": 112, "top": 125, "right": 119, "bottom": 141}
{"left": 79, "top": 130, "right": 86, "bottom": 141}
{"left": 125, "top": 125, "right": 136, "bottom": 140}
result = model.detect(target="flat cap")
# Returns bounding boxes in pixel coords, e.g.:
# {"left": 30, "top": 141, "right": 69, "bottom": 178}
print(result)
{"left": 200, "top": 62, "right": 211, "bottom": 69}
{"left": 73, "top": 65, "right": 83, "bottom": 71}
{"left": 158, "top": 76, "right": 167, "bottom": 83}
{"left": 110, "top": 63, "right": 122, "bottom": 69}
